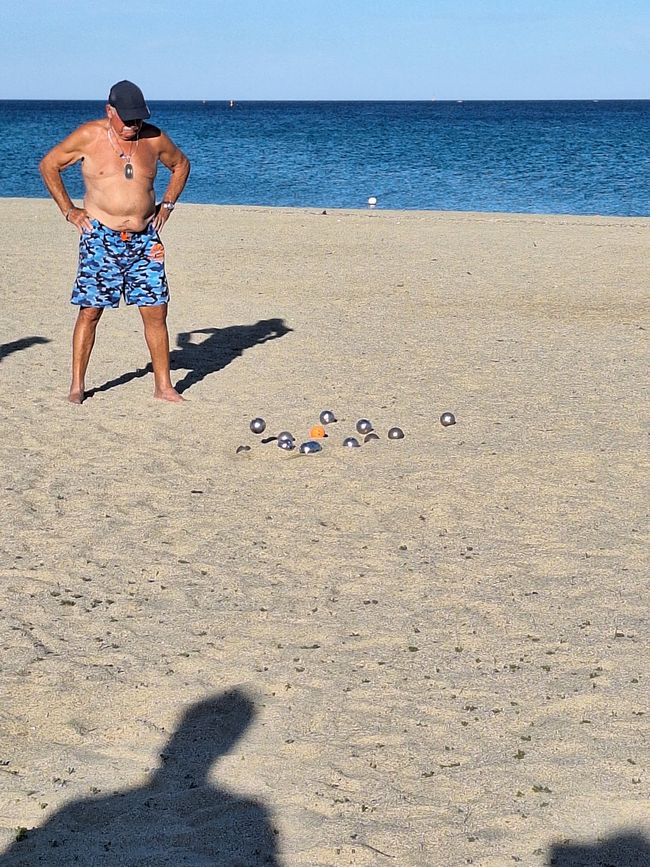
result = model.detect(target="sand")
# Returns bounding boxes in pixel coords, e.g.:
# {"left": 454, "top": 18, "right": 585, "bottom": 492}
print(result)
{"left": 0, "top": 198, "right": 648, "bottom": 866}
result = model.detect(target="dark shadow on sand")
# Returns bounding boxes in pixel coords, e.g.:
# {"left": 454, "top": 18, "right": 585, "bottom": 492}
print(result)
{"left": 0, "top": 689, "right": 280, "bottom": 866}
{"left": 84, "top": 318, "right": 292, "bottom": 399}
{"left": 548, "top": 831, "right": 650, "bottom": 866}
{"left": 0, "top": 337, "right": 50, "bottom": 364}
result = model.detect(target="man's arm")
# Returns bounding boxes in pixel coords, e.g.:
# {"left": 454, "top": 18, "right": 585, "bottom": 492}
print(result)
{"left": 39, "top": 125, "right": 94, "bottom": 233}
{"left": 152, "top": 132, "right": 191, "bottom": 232}
{"left": 38, "top": 126, "right": 92, "bottom": 232}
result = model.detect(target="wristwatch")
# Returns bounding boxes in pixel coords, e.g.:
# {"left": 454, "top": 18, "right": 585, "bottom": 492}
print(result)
{"left": 161, "top": 201, "right": 175, "bottom": 211}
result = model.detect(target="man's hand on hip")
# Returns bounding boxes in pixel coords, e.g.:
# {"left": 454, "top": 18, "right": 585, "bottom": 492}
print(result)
{"left": 151, "top": 203, "right": 173, "bottom": 233}
{"left": 66, "top": 206, "right": 93, "bottom": 234}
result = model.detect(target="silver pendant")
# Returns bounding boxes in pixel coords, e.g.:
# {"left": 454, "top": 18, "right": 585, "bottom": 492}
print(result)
{"left": 124, "top": 162, "right": 133, "bottom": 180}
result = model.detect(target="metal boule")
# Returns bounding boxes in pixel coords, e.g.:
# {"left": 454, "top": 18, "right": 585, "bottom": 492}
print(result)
{"left": 278, "top": 438, "right": 296, "bottom": 451}
{"left": 235, "top": 445, "right": 251, "bottom": 454}
{"left": 319, "top": 409, "right": 337, "bottom": 425}
{"left": 355, "top": 418, "right": 373, "bottom": 434}
{"left": 388, "top": 427, "right": 405, "bottom": 440}
{"left": 277, "top": 431, "right": 295, "bottom": 444}
{"left": 250, "top": 417, "right": 266, "bottom": 434}
{"left": 440, "top": 412, "right": 456, "bottom": 427}
{"left": 343, "top": 437, "right": 361, "bottom": 448}
{"left": 364, "top": 432, "right": 380, "bottom": 442}
{"left": 299, "top": 440, "right": 322, "bottom": 454}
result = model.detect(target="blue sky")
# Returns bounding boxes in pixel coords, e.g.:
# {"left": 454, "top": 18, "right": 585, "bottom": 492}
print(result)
{"left": 2, "top": 0, "right": 649, "bottom": 100}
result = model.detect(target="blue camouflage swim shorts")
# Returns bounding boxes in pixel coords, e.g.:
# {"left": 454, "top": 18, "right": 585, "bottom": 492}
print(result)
{"left": 71, "top": 219, "right": 169, "bottom": 308}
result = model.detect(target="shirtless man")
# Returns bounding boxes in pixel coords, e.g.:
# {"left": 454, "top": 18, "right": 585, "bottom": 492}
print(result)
{"left": 39, "top": 80, "right": 190, "bottom": 404}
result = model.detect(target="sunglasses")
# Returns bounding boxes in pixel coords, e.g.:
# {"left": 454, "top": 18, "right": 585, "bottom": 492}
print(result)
{"left": 110, "top": 108, "right": 143, "bottom": 128}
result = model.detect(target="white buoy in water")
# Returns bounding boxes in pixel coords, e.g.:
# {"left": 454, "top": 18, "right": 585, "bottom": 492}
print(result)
{"left": 367, "top": 196, "right": 378, "bottom": 207}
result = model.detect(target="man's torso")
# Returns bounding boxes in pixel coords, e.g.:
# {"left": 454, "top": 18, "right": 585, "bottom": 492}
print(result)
{"left": 80, "top": 120, "right": 161, "bottom": 232}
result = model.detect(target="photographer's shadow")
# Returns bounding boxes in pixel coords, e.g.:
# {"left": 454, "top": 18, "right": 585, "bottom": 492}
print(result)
{"left": 85, "top": 318, "right": 292, "bottom": 399}
{"left": 548, "top": 831, "right": 650, "bottom": 865}
{"left": 0, "top": 336, "right": 50, "bottom": 364}
{"left": 0, "top": 689, "right": 280, "bottom": 866}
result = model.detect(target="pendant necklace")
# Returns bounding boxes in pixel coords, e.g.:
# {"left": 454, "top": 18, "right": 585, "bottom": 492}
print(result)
{"left": 107, "top": 126, "right": 139, "bottom": 179}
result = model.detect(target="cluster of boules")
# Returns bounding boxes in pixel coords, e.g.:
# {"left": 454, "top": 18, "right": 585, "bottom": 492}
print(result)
{"left": 341, "top": 418, "right": 404, "bottom": 448}
{"left": 297, "top": 410, "right": 337, "bottom": 454}
{"left": 238, "top": 412, "right": 336, "bottom": 456}
{"left": 238, "top": 409, "right": 457, "bottom": 456}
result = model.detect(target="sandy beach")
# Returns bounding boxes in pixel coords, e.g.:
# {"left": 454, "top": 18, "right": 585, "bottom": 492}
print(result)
{"left": 0, "top": 198, "right": 648, "bottom": 866}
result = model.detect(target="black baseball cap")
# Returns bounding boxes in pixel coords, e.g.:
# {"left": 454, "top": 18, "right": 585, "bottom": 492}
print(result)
{"left": 108, "top": 80, "right": 151, "bottom": 122}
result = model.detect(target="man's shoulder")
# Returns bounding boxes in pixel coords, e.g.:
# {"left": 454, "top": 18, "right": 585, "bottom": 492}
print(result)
{"left": 82, "top": 119, "right": 107, "bottom": 136}
{"left": 141, "top": 122, "right": 163, "bottom": 140}
{"left": 68, "top": 119, "right": 106, "bottom": 145}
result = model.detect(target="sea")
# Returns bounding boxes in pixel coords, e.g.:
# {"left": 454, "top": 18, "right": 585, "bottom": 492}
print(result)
{"left": 1, "top": 100, "right": 649, "bottom": 216}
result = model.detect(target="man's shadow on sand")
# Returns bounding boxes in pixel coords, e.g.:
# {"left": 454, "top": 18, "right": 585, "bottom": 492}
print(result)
{"left": 548, "top": 832, "right": 650, "bottom": 866}
{"left": 0, "top": 689, "right": 280, "bottom": 866}
{"left": 85, "top": 318, "right": 292, "bottom": 399}
{"left": 0, "top": 336, "right": 50, "bottom": 364}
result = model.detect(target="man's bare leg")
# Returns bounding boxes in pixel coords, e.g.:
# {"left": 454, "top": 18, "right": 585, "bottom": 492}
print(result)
{"left": 139, "top": 304, "right": 185, "bottom": 403}
{"left": 69, "top": 306, "right": 104, "bottom": 404}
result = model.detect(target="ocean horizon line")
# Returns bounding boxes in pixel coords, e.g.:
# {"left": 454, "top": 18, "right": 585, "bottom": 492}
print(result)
{"left": 2, "top": 97, "right": 650, "bottom": 104}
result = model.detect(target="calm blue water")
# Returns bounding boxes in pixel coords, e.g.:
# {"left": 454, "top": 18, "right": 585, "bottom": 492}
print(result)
{"left": 1, "top": 100, "right": 649, "bottom": 215}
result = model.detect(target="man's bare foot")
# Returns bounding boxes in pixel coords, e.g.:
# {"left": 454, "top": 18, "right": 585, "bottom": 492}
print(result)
{"left": 68, "top": 388, "right": 85, "bottom": 405}
{"left": 154, "top": 386, "right": 186, "bottom": 403}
